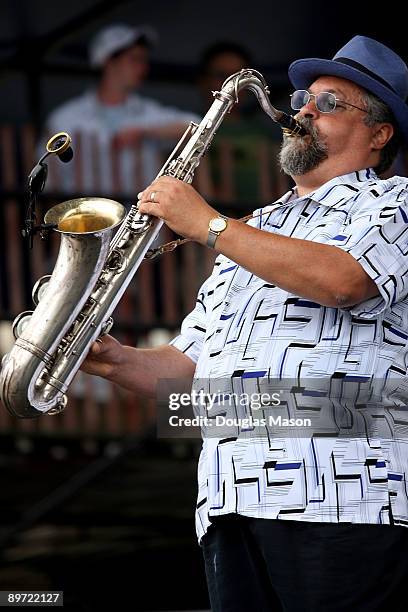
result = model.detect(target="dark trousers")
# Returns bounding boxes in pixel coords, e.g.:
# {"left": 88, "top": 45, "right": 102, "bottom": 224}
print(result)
{"left": 201, "top": 514, "right": 408, "bottom": 612}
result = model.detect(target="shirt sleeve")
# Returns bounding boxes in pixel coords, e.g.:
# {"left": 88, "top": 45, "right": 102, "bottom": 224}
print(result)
{"left": 326, "top": 184, "right": 408, "bottom": 318}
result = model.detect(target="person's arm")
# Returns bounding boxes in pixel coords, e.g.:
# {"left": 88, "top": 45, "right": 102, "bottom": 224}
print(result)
{"left": 144, "top": 123, "right": 193, "bottom": 139}
{"left": 138, "top": 177, "right": 378, "bottom": 309}
{"left": 112, "top": 124, "right": 192, "bottom": 148}
{"left": 212, "top": 218, "right": 378, "bottom": 308}
{"left": 81, "top": 335, "right": 196, "bottom": 397}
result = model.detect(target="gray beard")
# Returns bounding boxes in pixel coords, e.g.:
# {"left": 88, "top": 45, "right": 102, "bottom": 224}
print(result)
{"left": 278, "top": 119, "right": 328, "bottom": 176}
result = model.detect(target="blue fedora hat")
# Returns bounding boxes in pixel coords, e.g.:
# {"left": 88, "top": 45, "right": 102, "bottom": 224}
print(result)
{"left": 288, "top": 35, "right": 408, "bottom": 142}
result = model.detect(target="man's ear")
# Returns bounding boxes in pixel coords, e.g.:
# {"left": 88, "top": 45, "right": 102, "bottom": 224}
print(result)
{"left": 371, "top": 123, "right": 394, "bottom": 150}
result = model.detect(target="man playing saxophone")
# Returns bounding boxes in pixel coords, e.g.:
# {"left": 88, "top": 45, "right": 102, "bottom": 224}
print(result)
{"left": 82, "top": 36, "right": 408, "bottom": 611}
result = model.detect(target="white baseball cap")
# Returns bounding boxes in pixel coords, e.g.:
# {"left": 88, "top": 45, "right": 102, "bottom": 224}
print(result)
{"left": 89, "top": 24, "right": 158, "bottom": 67}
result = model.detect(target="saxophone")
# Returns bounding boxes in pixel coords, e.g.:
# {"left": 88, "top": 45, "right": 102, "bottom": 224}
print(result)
{"left": 0, "top": 69, "right": 306, "bottom": 418}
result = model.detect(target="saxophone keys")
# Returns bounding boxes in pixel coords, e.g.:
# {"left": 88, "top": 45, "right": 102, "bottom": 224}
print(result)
{"left": 12, "top": 311, "right": 34, "bottom": 339}
{"left": 106, "top": 249, "right": 125, "bottom": 272}
{"left": 32, "top": 275, "right": 52, "bottom": 305}
{"left": 47, "top": 394, "right": 67, "bottom": 415}
{"left": 100, "top": 317, "right": 114, "bottom": 336}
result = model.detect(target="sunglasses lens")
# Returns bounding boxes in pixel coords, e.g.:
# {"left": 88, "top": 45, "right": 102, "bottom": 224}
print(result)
{"left": 316, "top": 92, "right": 336, "bottom": 113}
{"left": 291, "top": 90, "right": 309, "bottom": 110}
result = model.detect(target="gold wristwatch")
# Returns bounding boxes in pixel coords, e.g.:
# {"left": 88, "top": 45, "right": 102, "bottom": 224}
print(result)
{"left": 207, "top": 215, "right": 228, "bottom": 248}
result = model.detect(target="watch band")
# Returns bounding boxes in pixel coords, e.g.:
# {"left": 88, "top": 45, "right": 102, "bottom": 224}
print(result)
{"left": 207, "top": 229, "right": 219, "bottom": 249}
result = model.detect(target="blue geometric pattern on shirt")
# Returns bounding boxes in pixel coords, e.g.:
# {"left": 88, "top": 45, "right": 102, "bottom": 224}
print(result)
{"left": 170, "top": 169, "right": 408, "bottom": 541}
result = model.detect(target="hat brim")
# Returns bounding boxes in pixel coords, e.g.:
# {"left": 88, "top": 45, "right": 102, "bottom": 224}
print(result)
{"left": 133, "top": 26, "right": 158, "bottom": 49}
{"left": 90, "top": 26, "right": 158, "bottom": 68}
{"left": 289, "top": 58, "right": 408, "bottom": 142}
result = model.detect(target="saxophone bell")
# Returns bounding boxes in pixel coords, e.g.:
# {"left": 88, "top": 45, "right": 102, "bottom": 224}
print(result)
{"left": 1, "top": 196, "right": 126, "bottom": 418}
{"left": 44, "top": 197, "right": 125, "bottom": 234}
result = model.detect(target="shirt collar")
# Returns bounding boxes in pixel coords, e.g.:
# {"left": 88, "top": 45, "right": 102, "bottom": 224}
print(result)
{"left": 289, "top": 168, "right": 378, "bottom": 208}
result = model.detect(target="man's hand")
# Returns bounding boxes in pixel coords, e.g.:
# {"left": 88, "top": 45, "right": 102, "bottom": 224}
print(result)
{"left": 138, "top": 176, "right": 217, "bottom": 243}
{"left": 81, "top": 334, "right": 124, "bottom": 380}
{"left": 80, "top": 335, "right": 195, "bottom": 397}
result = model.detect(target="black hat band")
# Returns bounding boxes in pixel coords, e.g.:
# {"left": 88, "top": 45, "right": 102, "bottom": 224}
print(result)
{"left": 334, "top": 57, "right": 397, "bottom": 94}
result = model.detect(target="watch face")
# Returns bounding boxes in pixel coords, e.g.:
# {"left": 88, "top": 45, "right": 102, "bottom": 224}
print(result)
{"left": 210, "top": 217, "right": 227, "bottom": 232}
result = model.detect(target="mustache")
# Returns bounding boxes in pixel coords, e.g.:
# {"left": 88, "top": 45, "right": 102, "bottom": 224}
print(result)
{"left": 295, "top": 116, "right": 319, "bottom": 138}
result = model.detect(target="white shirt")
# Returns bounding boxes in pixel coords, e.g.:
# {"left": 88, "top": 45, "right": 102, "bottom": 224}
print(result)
{"left": 170, "top": 168, "right": 408, "bottom": 541}
{"left": 44, "top": 90, "right": 199, "bottom": 196}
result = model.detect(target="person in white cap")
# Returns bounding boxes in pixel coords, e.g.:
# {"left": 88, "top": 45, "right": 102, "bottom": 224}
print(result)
{"left": 43, "top": 24, "right": 199, "bottom": 196}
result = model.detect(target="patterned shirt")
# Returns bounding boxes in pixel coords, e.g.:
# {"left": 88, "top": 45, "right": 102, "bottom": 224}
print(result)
{"left": 171, "top": 168, "right": 408, "bottom": 541}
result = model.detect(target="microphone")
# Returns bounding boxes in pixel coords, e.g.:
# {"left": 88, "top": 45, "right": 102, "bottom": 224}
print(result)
{"left": 59, "top": 147, "right": 74, "bottom": 163}
{"left": 46, "top": 132, "right": 74, "bottom": 163}
{"left": 28, "top": 132, "right": 74, "bottom": 192}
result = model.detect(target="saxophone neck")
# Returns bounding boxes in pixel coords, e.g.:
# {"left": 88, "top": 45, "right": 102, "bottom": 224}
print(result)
{"left": 216, "top": 68, "right": 307, "bottom": 137}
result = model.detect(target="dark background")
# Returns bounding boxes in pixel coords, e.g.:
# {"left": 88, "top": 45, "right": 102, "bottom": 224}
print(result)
{"left": 1, "top": 0, "right": 407, "bottom": 126}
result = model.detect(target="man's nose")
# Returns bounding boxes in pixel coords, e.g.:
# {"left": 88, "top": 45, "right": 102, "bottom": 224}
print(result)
{"left": 297, "top": 98, "right": 319, "bottom": 120}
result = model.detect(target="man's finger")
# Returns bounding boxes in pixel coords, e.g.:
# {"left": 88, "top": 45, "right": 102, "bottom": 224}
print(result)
{"left": 90, "top": 341, "right": 101, "bottom": 355}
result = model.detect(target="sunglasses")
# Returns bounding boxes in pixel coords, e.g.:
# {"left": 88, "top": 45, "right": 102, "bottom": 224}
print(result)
{"left": 290, "top": 90, "right": 368, "bottom": 114}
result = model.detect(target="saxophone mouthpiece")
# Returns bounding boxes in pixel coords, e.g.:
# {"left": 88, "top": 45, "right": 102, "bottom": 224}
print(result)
{"left": 279, "top": 112, "right": 308, "bottom": 137}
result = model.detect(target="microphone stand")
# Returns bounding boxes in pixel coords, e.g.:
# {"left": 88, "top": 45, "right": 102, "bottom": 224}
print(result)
{"left": 23, "top": 132, "right": 73, "bottom": 248}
